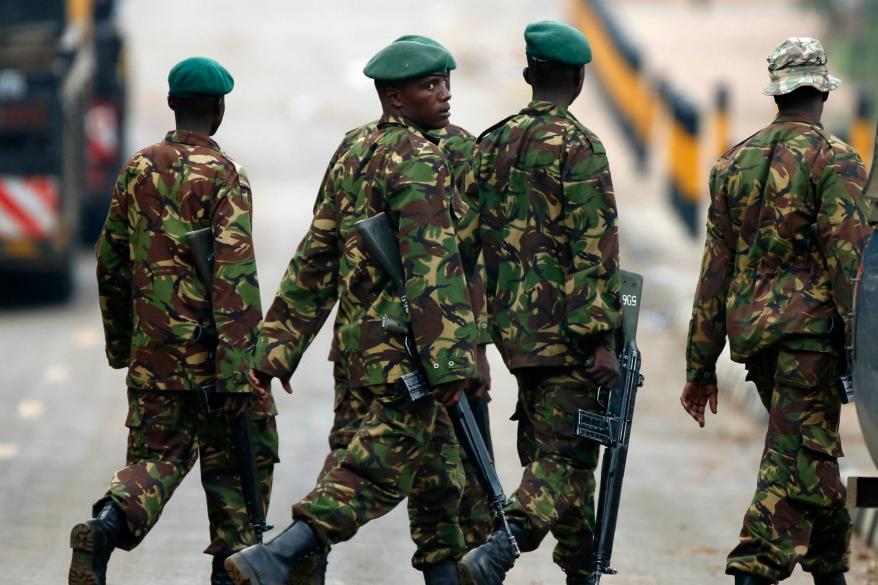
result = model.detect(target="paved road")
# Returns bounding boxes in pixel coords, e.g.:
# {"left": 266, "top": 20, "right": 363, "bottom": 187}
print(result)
{"left": 1, "top": 1, "right": 877, "bottom": 584}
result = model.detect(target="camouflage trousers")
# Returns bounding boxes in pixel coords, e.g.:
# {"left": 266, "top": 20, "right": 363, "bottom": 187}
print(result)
{"left": 505, "top": 366, "right": 600, "bottom": 579}
{"left": 727, "top": 345, "right": 850, "bottom": 581}
{"left": 318, "top": 364, "right": 493, "bottom": 550}
{"left": 293, "top": 377, "right": 469, "bottom": 568}
{"left": 95, "top": 388, "right": 279, "bottom": 558}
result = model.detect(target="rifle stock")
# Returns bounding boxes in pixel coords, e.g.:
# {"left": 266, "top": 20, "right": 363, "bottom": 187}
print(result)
{"left": 355, "top": 212, "right": 520, "bottom": 557}
{"left": 184, "top": 227, "right": 215, "bottom": 289}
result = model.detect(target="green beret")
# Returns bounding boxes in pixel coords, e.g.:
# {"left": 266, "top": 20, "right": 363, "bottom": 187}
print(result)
{"left": 168, "top": 57, "right": 234, "bottom": 98}
{"left": 393, "top": 35, "right": 457, "bottom": 70}
{"left": 524, "top": 21, "right": 592, "bottom": 66}
{"left": 363, "top": 40, "right": 449, "bottom": 82}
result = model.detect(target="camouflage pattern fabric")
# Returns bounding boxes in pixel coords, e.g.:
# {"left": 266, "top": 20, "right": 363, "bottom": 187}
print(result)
{"left": 254, "top": 114, "right": 478, "bottom": 388}
{"left": 96, "top": 130, "right": 262, "bottom": 393}
{"left": 454, "top": 410, "right": 494, "bottom": 548}
{"left": 321, "top": 121, "right": 491, "bottom": 362}
{"left": 293, "top": 383, "right": 467, "bottom": 568}
{"left": 686, "top": 115, "right": 869, "bottom": 384}
{"left": 726, "top": 342, "right": 849, "bottom": 580}
{"left": 473, "top": 100, "right": 622, "bottom": 369}
{"left": 311, "top": 370, "right": 492, "bottom": 552}
{"left": 762, "top": 37, "right": 841, "bottom": 96}
{"left": 256, "top": 114, "right": 478, "bottom": 567}
{"left": 304, "top": 122, "right": 492, "bottom": 553}
{"left": 434, "top": 124, "right": 492, "bottom": 346}
{"left": 97, "top": 388, "right": 278, "bottom": 557}
{"left": 504, "top": 366, "right": 600, "bottom": 578}
{"left": 472, "top": 100, "right": 618, "bottom": 577}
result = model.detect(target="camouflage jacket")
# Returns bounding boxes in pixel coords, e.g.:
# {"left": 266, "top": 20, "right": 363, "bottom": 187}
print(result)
{"left": 254, "top": 114, "right": 479, "bottom": 387}
{"left": 96, "top": 130, "right": 262, "bottom": 393}
{"left": 317, "top": 122, "right": 491, "bottom": 365}
{"left": 686, "top": 114, "right": 869, "bottom": 382}
{"left": 473, "top": 100, "right": 622, "bottom": 370}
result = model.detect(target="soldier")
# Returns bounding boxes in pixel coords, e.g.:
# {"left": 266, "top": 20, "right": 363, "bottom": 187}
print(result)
{"left": 680, "top": 37, "right": 869, "bottom": 585}
{"left": 291, "top": 35, "right": 493, "bottom": 585}
{"left": 458, "top": 21, "right": 622, "bottom": 585}
{"left": 67, "top": 57, "right": 278, "bottom": 585}
{"left": 223, "top": 40, "right": 480, "bottom": 585}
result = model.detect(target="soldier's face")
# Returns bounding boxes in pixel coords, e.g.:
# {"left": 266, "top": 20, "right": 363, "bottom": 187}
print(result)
{"left": 395, "top": 75, "right": 451, "bottom": 130}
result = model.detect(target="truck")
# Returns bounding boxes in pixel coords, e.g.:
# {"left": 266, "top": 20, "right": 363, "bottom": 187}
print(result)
{"left": 0, "top": 0, "right": 125, "bottom": 302}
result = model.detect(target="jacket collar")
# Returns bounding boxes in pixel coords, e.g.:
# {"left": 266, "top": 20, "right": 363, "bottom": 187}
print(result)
{"left": 164, "top": 130, "right": 222, "bottom": 151}
{"left": 377, "top": 114, "right": 440, "bottom": 145}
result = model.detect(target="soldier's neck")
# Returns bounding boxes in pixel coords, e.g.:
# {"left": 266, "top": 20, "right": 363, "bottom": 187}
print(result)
{"left": 776, "top": 106, "right": 822, "bottom": 124}
{"left": 174, "top": 116, "right": 214, "bottom": 136}
{"left": 531, "top": 89, "right": 573, "bottom": 109}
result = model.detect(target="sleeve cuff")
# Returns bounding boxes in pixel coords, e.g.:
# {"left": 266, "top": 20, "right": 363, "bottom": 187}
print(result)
{"left": 216, "top": 378, "right": 254, "bottom": 394}
{"left": 107, "top": 356, "right": 128, "bottom": 369}
{"left": 422, "top": 352, "right": 476, "bottom": 386}
{"left": 686, "top": 368, "right": 717, "bottom": 384}
{"left": 105, "top": 346, "right": 130, "bottom": 369}
{"left": 476, "top": 320, "right": 492, "bottom": 345}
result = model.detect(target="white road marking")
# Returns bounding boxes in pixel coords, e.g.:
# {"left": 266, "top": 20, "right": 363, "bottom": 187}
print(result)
{"left": 43, "top": 365, "right": 70, "bottom": 384}
{"left": 16, "top": 400, "right": 44, "bottom": 420}
{"left": 0, "top": 444, "right": 18, "bottom": 459}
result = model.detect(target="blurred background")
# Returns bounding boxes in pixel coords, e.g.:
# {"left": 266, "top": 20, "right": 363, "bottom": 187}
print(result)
{"left": 1, "top": 0, "right": 878, "bottom": 583}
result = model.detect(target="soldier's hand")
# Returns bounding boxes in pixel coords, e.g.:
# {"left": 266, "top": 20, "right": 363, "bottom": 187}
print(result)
{"left": 587, "top": 345, "right": 620, "bottom": 388}
{"left": 248, "top": 368, "right": 293, "bottom": 395}
{"left": 248, "top": 369, "right": 272, "bottom": 395}
{"left": 223, "top": 393, "right": 251, "bottom": 417}
{"left": 468, "top": 344, "right": 492, "bottom": 398}
{"left": 433, "top": 380, "right": 466, "bottom": 407}
{"left": 680, "top": 381, "right": 719, "bottom": 428}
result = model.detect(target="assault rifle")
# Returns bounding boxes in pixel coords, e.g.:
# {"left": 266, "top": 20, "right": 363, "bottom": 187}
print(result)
{"left": 355, "top": 212, "right": 520, "bottom": 558}
{"left": 574, "top": 270, "right": 645, "bottom": 582}
{"left": 185, "top": 227, "right": 270, "bottom": 544}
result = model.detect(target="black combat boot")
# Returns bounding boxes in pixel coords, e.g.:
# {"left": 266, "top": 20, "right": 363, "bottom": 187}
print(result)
{"left": 224, "top": 520, "right": 322, "bottom": 585}
{"left": 734, "top": 574, "right": 774, "bottom": 585}
{"left": 288, "top": 552, "right": 328, "bottom": 585}
{"left": 422, "top": 560, "right": 459, "bottom": 585}
{"left": 458, "top": 524, "right": 525, "bottom": 585}
{"left": 211, "top": 556, "right": 235, "bottom": 585}
{"left": 68, "top": 501, "right": 126, "bottom": 585}
{"left": 813, "top": 574, "right": 846, "bottom": 585}
{"left": 566, "top": 574, "right": 596, "bottom": 585}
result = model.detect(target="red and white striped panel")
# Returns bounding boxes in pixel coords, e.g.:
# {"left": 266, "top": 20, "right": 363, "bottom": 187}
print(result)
{"left": 0, "top": 176, "right": 59, "bottom": 239}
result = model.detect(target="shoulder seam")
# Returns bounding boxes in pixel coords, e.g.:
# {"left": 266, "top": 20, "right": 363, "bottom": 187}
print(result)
{"left": 477, "top": 114, "right": 518, "bottom": 143}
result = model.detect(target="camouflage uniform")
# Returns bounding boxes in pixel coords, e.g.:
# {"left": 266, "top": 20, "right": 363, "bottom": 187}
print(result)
{"left": 94, "top": 130, "right": 278, "bottom": 557}
{"left": 313, "top": 121, "right": 493, "bottom": 556}
{"left": 473, "top": 100, "right": 621, "bottom": 578}
{"left": 686, "top": 116, "right": 869, "bottom": 580}
{"left": 254, "top": 114, "right": 479, "bottom": 568}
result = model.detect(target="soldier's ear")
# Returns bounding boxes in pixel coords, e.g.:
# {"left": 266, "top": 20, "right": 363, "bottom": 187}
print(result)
{"left": 385, "top": 85, "right": 404, "bottom": 109}
{"left": 523, "top": 67, "right": 532, "bottom": 87}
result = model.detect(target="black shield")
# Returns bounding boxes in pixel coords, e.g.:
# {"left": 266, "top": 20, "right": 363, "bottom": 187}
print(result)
{"left": 854, "top": 236, "right": 878, "bottom": 467}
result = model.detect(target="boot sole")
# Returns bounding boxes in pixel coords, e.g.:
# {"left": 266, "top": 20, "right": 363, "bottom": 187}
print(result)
{"left": 224, "top": 555, "right": 263, "bottom": 585}
{"left": 68, "top": 522, "right": 101, "bottom": 585}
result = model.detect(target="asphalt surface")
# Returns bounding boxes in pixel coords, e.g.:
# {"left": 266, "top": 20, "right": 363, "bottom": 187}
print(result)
{"left": 1, "top": 1, "right": 877, "bottom": 584}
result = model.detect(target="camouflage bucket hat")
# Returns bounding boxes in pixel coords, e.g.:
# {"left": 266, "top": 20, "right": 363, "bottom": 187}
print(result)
{"left": 762, "top": 37, "right": 841, "bottom": 96}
